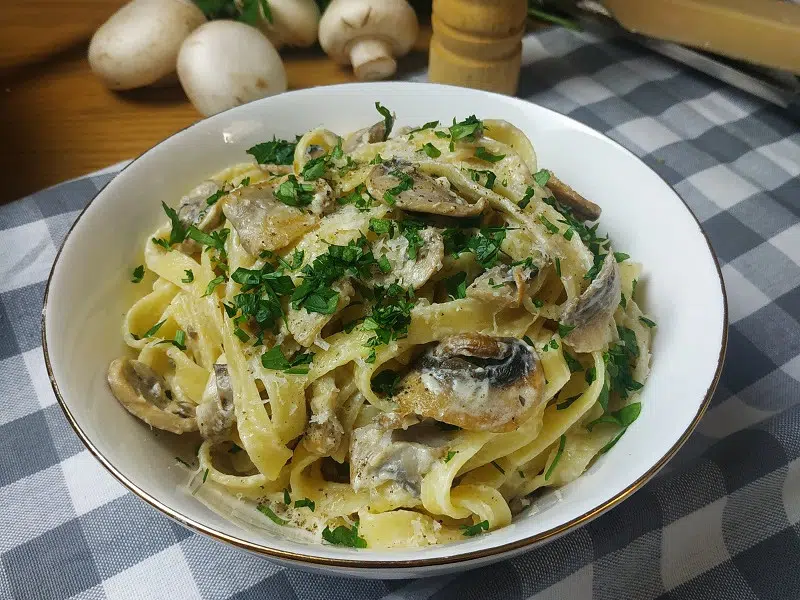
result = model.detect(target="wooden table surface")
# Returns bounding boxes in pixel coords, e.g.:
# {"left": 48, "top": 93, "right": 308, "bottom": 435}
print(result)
{"left": 0, "top": 1, "right": 433, "bottom": 205}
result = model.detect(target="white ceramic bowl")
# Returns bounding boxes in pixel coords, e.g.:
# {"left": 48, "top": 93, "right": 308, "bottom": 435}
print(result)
{"left": 43, "top": 82, "right": 727, "bottom": 578}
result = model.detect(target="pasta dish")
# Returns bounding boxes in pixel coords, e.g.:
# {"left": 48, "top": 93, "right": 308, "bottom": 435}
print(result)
{"left": 109, "top": 105, "right": 655, "bottom": 548}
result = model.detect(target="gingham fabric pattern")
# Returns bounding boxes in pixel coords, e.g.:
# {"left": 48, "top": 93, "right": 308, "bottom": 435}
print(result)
{"left": 2, "top": 26, "right": 799, "bottom": 600}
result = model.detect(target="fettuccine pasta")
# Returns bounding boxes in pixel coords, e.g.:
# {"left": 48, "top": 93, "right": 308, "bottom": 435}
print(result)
{"left": 109, "top": 105, "right": 655, "bottom": 548}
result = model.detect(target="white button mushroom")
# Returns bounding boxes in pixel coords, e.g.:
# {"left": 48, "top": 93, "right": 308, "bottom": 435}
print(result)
{"left": 177, "top": 20, "right": 288, "bottom": 117}
{"left": 319, "top": 0, "right": 419, "bottom": 81}
{"left": 88, "top": 0, "right": 206, "bottom": 90}
{"left": 245, "top": 0, "right": 321, "bottom": 48}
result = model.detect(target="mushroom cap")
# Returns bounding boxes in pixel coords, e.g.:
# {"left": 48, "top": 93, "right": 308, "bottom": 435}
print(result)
{"left": 88, "top": 0, "right": 206, "bottom": 90}
{"left": 252, "top": 0, "right": 320, "bottom": 48}
{"left": 318, "top": 0, "right": 419, "bottom": 63}
{"left": 196, "top": 364, "right": 235, "bottom": 442}
{"left": 177, "top": 20, "right": 287, "bottom": 117}
{"left": 107, "top": 358, "right": 197, "bottom": 434}
{"left": 394, "top": 333, "right": 546, "bottom": 433}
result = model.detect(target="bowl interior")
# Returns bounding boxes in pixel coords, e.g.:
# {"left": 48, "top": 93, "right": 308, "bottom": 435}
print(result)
{"left": 44, "top": 83, "right": 725, "bottom": 573}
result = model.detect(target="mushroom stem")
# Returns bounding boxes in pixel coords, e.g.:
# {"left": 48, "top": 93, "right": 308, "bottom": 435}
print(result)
{"left": 350, "top": 38, "right": 397, "bottom": 80}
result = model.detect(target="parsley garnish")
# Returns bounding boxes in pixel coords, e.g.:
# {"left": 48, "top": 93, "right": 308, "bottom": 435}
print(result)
{"left": 374, "top": 102, "right": 394, "bottom": 140}
{"left": 301, "top": 156, "right": 328, "bottom": 180}
{"left": 604, "top": 326, "right": 644, "bottom": 400}
{"left": 159, "top": 330, "right": 187, "bottom": 351}
{"left": 371, "top": 369, "right": 401, "bottom": 397}
{"left": 491, "top": 461, "right": 505, "bottom": 475}
{"left": 563, "top": 227, "right": 575, "bottom": 241}
{"left": 620, "top": 293, "right": 627, "bottom": 309}
{"left": 362, "top": 284, "right": 415, "bottom": 360}
{"left": 228, "top": 261, "right": 294, "bottom": 335}
{"left": 614, "top": 252, "right": 630, "bottom": 263}
{"left": 384, "top": 170, "right": 414, "bottom": 206}
{"left": 544, "top": 435, "right": 566, "bottom": 481}
{"left": 161, "top": 202, "right": 187, "bottom": 245}
{"left": 175, "top": 456, "right": 192, "bottom": 468}
{"left": 131, "top": 265, "right": 144, "bottom": 283}
{"left": 275, "top": 175, "right": 315, "bottom": 207}
{"left": 442, "top": 227, "right": 472, "bottom": 257}
{"left": 523, "top": 335, "right": 535, "bottom": 346}
{"left": 557, "top": 322, "right": 575, "bottom": 338}
{"left": 369, "top": 154, "right": 385, "bottom": 165}
{"left": 460, "top": 520, "right": 489, "bottom": 537}
{"left": 445, "top": 272, "right": 467, "bottom": 300}
{"left": 206, "top": 189, "right": 226, "bottom": 206}
{"left": 202, "top": 468, "right": 209, "bottom": 483}
{"left": 533, "top": 169, "right": 550, "bottom": 187}
{"left": 257, "top": 504, "right": 287, "bottom": 525}
{"left": 398, "top": 219, "right": 425, "bottom": 259}
{"left": 369, "top": 218, "right": 394, "bottom": 236}
{"left": 556, "top": 394, "right": 581, "bottom": 410}
{"left": 587, "top": 402, "right": 642, "bottom": 431}
{"left": 639, "top": 316, "right": 657, "bottom": 328}
{"left": 136, "top": 319, "right": 166, "bottom": 339}
{"left": 283, "top": 488, "right": 291, "bottom": 504}
{"left": 322, "top": 522, "right": 367, "bottom": 548}
{"left": 151, "top": 238, "right": 170, "bottom": 250}
{"left": 532, "top": 298, "right": 544, "bottom": 308}
{"left": 203, "top": 275, "right": 226, "bottom": 297}
{"left": 563, "top": 350, "right": 583, "bottom": 373}
{"left": 187, "top": 226, "right": 229, "bottom": 255}
{"left": 409, "top": 120, "right": 439, "bottom": 134}
{"left": 585, "top": 366, "right": 596, "bottom": 384}
{"left": 420, "top": 143, "right": 441, "bottom": 158}
{"left": 555, "top": 257, "right": 562, "bottom": 277}
{"left": 539, "top": 215, "right": 559, "bottom": 234}
{"left": 467, "top": 227, "right": 507, "bottom": 269}
{"left": 474, "top": 147, "right": 505, "bottom": 163}
{"left": 261, "top": 346, "right": 314, "bottom": 375}
{"left": 182, "top": 269, "right": 194, "bottom": 283}
{"left": 247, "top": 137, "right": 296, "bottom": 165}
{"left": 449, "top": 115, "right": 483, "bottom": 148}
{"left": 467, "top": 168, "right": 496, "bottom": 189}
{"left": 519, "top": 186, "right": 535, "bottom": 209}
{"left": 294, "top": 498, "right": 315, "bottom": 511}
{"left": 278, "top": 249, "right": 304, "bottom": 271}
{"left": 338, "top": 184, "right": 374, "bottom": 211}
{"left": 631, "top": 279, "right": 638, "bottom": 300}
{"left": 444, "top": 451, "right": 457, "bottom": 463}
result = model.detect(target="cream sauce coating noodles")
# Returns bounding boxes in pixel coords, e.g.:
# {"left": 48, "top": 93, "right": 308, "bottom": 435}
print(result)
{"left": 110, "top": 109, "right": 654, "bottom": 548}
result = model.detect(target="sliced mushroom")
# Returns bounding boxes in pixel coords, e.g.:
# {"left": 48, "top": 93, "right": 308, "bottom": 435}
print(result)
{"left": 306, "top": 144, "right": 326, "bottom": 160}
{"left": 107, "top": 358, "right": 197, "bottom": 434}
{"left": 343, "top": 119, "right": 388, "bottom": 153}
{"left": 560, "top": 252, "right": 621, "bottom": 352}
{"left": 373, "top": 227, "right": 444, "bottom": 289}
{"left": 287, "top": 279, "right": 355, "bottom": 347}
{"left": 467, "top": 264, "right": 537, "bottom": 309}
{"left": 303, "top": 374, "right": 344, "bottom": 455}
{"left": 366, "top": 160, "right": 485, "bottom": 218}
{"left": 350, "top": 413, "right": 447, "bottom": 496}
{"left": 176, "top": 180, "right": 226, "bottom": 253}
{"left": 393, "top": 333, "right": 545, "bottom": 433}
{"left": 196, "top": 364, "right": 235, "bottom": 443}
{"left": 545, "top": 171, "right": 602, "bottom": 222}
{"left": 306, "top": 177, "right": 336, "bottom": 216}
{"left": 222, "top": 181, "right": 316, "bottom": 256}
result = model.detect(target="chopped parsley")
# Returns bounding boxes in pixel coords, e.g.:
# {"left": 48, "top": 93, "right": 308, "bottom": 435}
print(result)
{"left": 369, "top": 154, "right": 385, "bottom": 165}
{"left": 539, "top": 215, "right": 560, "bottom": 234}
{"left": 467, "top": 227, "right": 507, "bottom": 269}
{"left": 444, "top": 451, "right": 457, "bottom": 463}
{"left": 533, "top": 169, "right": 550, "bottom": 187}
{"left": 639, "top": 316, "right": 657, "bottom": 328}
{"left": 257, "top": 504, "right": 287, "bottom": 525}
{"left": 449, "top": 115, "right": 483, "bottom": 148}
{"left": 261, "top": 346, "right": 314, "bottom": 375}
{"left": 246, "top": 137, "right": 296, "bottom": 165}
{"left": 445, "top": 272, "right": 468, "bottom": 300}
{"left": 408, "top": 120, "right": 439, "bottom": 134}
{"left": 519, "top": 186, "right": 535, "bottom": 209}
{"left": 587, "top": 402, "right": 642, "bottom": 431}
{"left": 283, "top": 488, "right": 291, "bottom": 504}
{"left": 161, "top": 202, "right": 187, "bottom": 246}
{"left": 557, "top": 322, "right": 576, "bottom": 338}
{"left": 584, "top": 252, "right": 606, "bottom": 282}
{"left": 398, "top": 219, "right": 425, "bottom": 259}
{"left": 338, "top": 184, "right": 374, "bottom": 211}
{"left": 182, "top": 269, "right": 194, "bottom": 283}
{"left": 614, "top": 252, "right": 630, "bottom": 263}
{"left": 135, "top": 319, "right": 166, "bottom": 340}
{"left": 278, "top": 249, "right": 304, "bottom": 271}
{"left": 228, "top": 261, "right": 294, "bottom": 336}
{"left": 159, "top": 330, "right": 187, "bottom": 351}
{"left": 175, "top": 456, "right": 192, "bottom": 468}
{"left": 375, "top": 102, "right": 394, "bottom": 140}
{"left": 301, "top": 156, "right": 328, "bottom": 180}
{"left": 187, "top": 226, "right": 229, "bottom": 255}
{"left": 371, "top": 369, "right": 401, "bottom": 397}
{"left": 369, "top": 218, "right": 394, "bottom": 236}
{"left": 383, "top": 170, "right": 414, "bottom": 206}
{"left": 131, "top": 265, "right": 144, "bottom": 283}
{"left": 239, "top": 177, "right": 250, "bottom": 187}
{"left": 585, "top": 366, "right": 597, "bottom": 384}
{"left": 563, "top": 350, "right": 584, "bottom": 373}
{"left": 563, "top": 227, "right": 575, "bottom": 241}
{"left": 460, "top": 520, "right": 489, "bottom": 537}
{"left": 275, "top": 175, "right": 315, "bottom": 207}
{"left": 474, "top": 147, "right": 505, "bottom": 163}
{"left": 523, "top": 335, "right": 535, "bottom": 346}
{"left": 604, "top": 326, "right": 644, "bottom": 400}
{"left": 631, "top": 278, "right": 638, "bottom": 300}
{"left": 442, "top": 227, "right": 472, "bottom": 257}
{"left": 206, "top": 189, "right": 227, "bottom": 206}
{"left": 544, "top": 434, "right": 566, "bottom": 481}
{"left": 491, "top": 461, "right": 506, "bottom": 475}
{"left": 620, "top": 293, "right": 627, "bottom": 309}
{"left": 322, "top": 522, "right": 367, "bottom": 548}
{"left": 203, "top": 275, "right": 226, "bottom": 297}
{"left": 467, "top": 168, "right": 496, "bottom": 190}
{"left": 151, "top": 237, "right": 170, "bottom": 250}
{"left": 362, "top": 284, "right": 415, "bottom": 362}
{"left": 556, "top": 394, "right": 581, "bottom": 410}
{"left": 420, "top": 142, "right": 441, "bottom": 158}
{"left": 202, "top": 468, "right": 209, "bottom": 483}
{"left": 294, "top": 498, "right": 315, "bottom": 512}
{"left": 555, "top": 257, "right": 562, "bottom": 277}
{"left": 532, "top": 298, "right": 544, "bottom": 308}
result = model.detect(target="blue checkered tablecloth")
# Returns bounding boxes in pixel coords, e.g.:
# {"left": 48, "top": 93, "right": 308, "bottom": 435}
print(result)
{"left": 1, "top": 26, "right": 799, "bottom": 600}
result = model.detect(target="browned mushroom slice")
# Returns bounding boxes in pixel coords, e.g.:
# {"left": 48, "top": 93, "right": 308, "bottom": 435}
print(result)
{"left": 560, "top": 253, "right": 621, "bottom": 352}
{"left": 222, "top": 182, "right": 316, "bottom": 256}
{"left": 350, "top": 413, "right": 448, "bottom": 496}
{"left": 303, "top": 374, "right": 344, "bottom": 455}
{"left": 176, "top": 181, "right": 226, "bottom": 253}
{"left": 196, "top": 364, "right": 235, "bottom": 443}
{"left": 107, "top": 358, "right": 197, "bottom": 434}
{"left": 393, "top": 333, "right": 545, "bottom": 433}
{"left": 373, "top": 227, "right": 444, "bottom": 290}
{"left": 366, "top": 160, "right": 485, "bottom": 217}
{"left": 467, "top": 264, "right": 537, "bottom": 309}
{"left": 545, "top": 171, "right": 602, "bottom": 222}
{"left": 343, "top": 119, "right": 389, "bottom": 153}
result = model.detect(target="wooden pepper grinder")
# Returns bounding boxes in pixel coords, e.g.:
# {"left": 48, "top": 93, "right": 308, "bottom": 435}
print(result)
{"left": 428, "top": 0, "right": 528, "bottom": 95}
